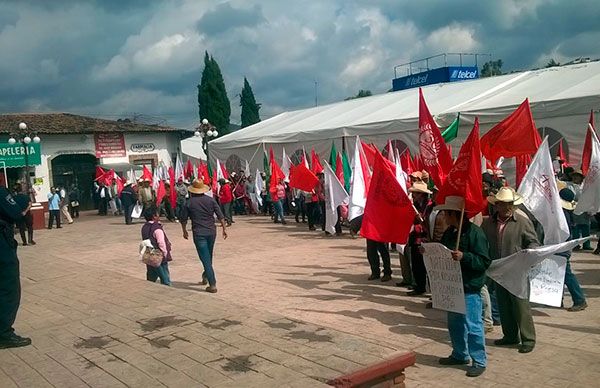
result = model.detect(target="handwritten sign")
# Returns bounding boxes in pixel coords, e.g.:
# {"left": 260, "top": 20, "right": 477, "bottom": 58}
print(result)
{"left": 423, "top": 243, "right": 466, "bottom": 314}
{"left": 529, "top": 255, "right": 566, "bottom": 307}
{"left": 94, "top": 133, "right": 126, "bottom": 158}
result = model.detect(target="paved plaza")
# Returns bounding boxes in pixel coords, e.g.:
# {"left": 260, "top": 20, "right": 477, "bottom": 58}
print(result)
{"left": 2, "top": 212, "right": 599, "bottom": 387}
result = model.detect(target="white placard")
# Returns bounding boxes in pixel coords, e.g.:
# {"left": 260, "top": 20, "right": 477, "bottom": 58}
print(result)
{"left": 529, "top": 255, "right": 567, "bottom": 307}
{"left": 423, "top": 243, "right": 466, "bottom": 314}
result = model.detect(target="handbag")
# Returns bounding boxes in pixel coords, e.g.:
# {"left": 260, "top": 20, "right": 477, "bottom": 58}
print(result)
{"left": 131, "top": 203, "right": 143, "bottom": 218}
{"left": 140, "top": 240, "right": 164, "bottom": 268}
{"left": 70, "top": 201, "right": 79, "bottom": 207}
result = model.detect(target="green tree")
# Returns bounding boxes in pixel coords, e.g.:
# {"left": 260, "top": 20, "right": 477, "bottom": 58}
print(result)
{"left": 545, "top": 58, "right": 560, "bottom": 68}
{"left": 480, "top": 59, "right": 503, "bottom": 77}
{"left": 240, "top": 77, "right": 261, "bottom": 128}
{"left": 344, "top": 89, "right": 372, "bottom": 100}
{"left": 198, "top": 51, "right": 231, "bottom": 136}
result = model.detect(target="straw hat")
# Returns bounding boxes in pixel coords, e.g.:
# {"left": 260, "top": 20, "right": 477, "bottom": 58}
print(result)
{"left": 408, "top": 181, "right": 432, "bottom": 194}
{"left": 409, "top": 171, "right": 423, "bottom": 179}
{"left": 559, "top": 188, "right": 576, "bottom": 211}
{"left": 188, "top": 179, "right": 210, "bottom": 194}
{"left": 434, "top": 196, "right": 465, "bottom": 212}
{"left": 487, "top": 187, "right": 524, "bottom": 205}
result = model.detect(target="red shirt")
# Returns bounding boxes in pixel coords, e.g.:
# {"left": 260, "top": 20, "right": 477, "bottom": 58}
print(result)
{"left": 219, "top": 184, "right": 233, "bottom": 204}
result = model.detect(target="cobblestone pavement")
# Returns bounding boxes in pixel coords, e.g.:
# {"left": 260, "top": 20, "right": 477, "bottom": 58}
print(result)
{"left": 4, "top": 212, "right": 600, "bottom": 387}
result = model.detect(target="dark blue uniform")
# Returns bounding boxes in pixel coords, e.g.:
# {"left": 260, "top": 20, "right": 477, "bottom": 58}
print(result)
{"left": 0, "top": 186, "right": 25, "bottom": 340}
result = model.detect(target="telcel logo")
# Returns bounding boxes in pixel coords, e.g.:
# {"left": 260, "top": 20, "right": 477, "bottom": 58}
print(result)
{"left": 451, "top": 70, "right": 477, "bottom": 79}
{"left": 405, "top": 74, "right": 428, "bottom": 87}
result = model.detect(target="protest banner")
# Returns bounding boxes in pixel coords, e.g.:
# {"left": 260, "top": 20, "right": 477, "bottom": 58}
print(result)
{"left": 422, "top": 243, "right": 466, "bottom": 314}
{"left": 529, "top": 255, "right": 567, "bottom": 307}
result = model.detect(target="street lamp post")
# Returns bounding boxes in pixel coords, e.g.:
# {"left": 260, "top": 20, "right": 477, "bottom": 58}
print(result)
{"left": 8, "top": 122, "right": 41, "bottom": 195}
{"left": 194, "top": 118, "right": 218, "bottom": 160}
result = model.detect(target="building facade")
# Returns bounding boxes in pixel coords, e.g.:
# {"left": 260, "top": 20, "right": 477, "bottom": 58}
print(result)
{"left": 0, "top": 113, "right": 189, "bottom": 209}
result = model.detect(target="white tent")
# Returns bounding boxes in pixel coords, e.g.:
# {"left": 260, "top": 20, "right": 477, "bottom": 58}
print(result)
{"left": 210, "top": 61, "right": 600, "bottom": 177}
{"left": 181, "top": 135, "right": 207, "bottom": 161}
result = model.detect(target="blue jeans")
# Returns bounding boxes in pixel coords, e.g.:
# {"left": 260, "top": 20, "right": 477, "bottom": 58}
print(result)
{"left": 447, "top": 293, "right": 487, "bottom": 368}
{"left": 564, "top": 257, "right": 586, "bottom": 305}
{"left": 274, "top": 200, "right": 285, "bottom": 222}
{"left": 146, "top": 262, "right": 171, "bottom": 286}
{"left": 193, "top": 234, "right": 216, "bottom": 286}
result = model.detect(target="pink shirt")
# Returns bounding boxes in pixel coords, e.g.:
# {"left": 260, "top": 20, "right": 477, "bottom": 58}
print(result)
{"left": 153, "top": 227, "right": 168, "bottom": 257}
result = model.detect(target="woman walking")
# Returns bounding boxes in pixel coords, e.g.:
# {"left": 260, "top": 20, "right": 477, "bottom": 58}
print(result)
{"left": 141, "top": 207, "right": 172, "bottom": 286}
{"left": 179, "top": 179, "right": 227, "bottom": 293}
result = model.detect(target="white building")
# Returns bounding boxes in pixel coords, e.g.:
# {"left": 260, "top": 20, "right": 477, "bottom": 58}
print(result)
{"left": 0, "top": 113, "right": 189, "bottom": 209}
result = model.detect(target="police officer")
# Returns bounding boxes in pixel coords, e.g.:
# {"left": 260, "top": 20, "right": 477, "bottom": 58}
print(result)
{"left": 0, "top": 185, "right": 31, "bottom": 349}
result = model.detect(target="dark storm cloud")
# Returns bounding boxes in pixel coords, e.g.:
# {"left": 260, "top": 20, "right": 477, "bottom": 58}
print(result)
{"left": 1, "top": 0, "right": 599, "bottom": 129}
{"left": 196, "top": 2, "right": 266, "bottom": 36}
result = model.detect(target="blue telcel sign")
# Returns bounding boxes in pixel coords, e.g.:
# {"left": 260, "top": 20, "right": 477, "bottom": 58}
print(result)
{"left": 392, "top": 66, "right": 479, "bottom": 91}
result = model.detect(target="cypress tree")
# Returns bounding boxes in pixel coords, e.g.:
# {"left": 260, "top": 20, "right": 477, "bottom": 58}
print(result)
{"left": 240, "top": 77, "right": 261, "bottom": 128}
{"left": 197, "top": 51, "right": 231, "bottom": 136}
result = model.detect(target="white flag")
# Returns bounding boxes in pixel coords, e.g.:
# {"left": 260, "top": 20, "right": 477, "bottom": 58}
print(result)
{"left": 175, "top": 153, "right": 184, "bottom": 181}
{"left": 302, "top": 147, "right": 309, "bottom": 168}
{"left": 216, "top": 159, "right": 226, "bottom": 181}
{"left": 282, "top": 147, "right": 292, "bottom": 180}
{"left": 575, "top": 126, "right": 600, "bottom": 215}
{"left": 244, "top": 160, "right": 250, "bottom": 178}
{"left": 487, "top": 238, "right": 588, "bottom": 300}
{"left": 127, "top": 167, "right": 137, "bottom": 184}
{"left": 517, "top": 137, "right": 569, "bottom": 244}
{"left": 152, "top": 168, "right": 161, "bottom": 191}
{"left": 394, "top": 148, "right": 407, "bottom": 194}
{"left": 348, "top": 136, "right": 370, "bottom": 221}
{"left": 254, "top": 169, "right": 264, "bottom": 207}
{"left": 323, "top": 161, "right": 349, "bottom": 234}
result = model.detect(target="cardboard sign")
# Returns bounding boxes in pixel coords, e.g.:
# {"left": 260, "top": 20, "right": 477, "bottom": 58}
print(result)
{"left": 423, "top": 242, "right": 466, "bottom": 314}
{"left": 529, "top": 255, "right": 567, "bottom": 307}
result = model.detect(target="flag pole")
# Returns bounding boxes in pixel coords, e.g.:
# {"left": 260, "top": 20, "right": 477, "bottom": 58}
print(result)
{"left": 455, "top": 203, "right": 466, "bottom": 251}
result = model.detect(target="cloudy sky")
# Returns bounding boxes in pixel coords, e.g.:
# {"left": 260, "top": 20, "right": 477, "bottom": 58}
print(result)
{"left": 1, "top": 0, "right": 599, "bottom": 130}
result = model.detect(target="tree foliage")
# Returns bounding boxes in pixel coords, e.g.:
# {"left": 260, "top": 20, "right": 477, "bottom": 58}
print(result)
{"left": 240, "top": 77, "right": 261, "bottom": 128}
{"left": 198, "top": 51, "right": 231, "bottom": 136}
{"left": 480, "top": 60, "right": 503, "bottom": 77}
{"left": 344, "top": 89, "right": 373, "bottom": 100}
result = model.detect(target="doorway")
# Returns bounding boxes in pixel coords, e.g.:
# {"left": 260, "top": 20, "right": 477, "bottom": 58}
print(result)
{"left": 51, "top": 154, "right": 98, "bottom": 210}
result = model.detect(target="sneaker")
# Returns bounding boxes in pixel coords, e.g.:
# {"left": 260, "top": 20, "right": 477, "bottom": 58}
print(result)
{"left": 567, "top": 302, "right": 587, "bottom": 312}
{"left": 466, "top": 365, "right": 486, "bottom": 377}
{"left": 0, "top": 334, "right": 32, "bottom": 349}
{"left": 494, "top": 338, "right": 519, "bottom": 346}
{"left": 395, "top": 281, "right": 410, "bottom": 287}
{"left": 30, "top": 241, "right": 36, "bottom": 245}
{"left": 381, "top": 275, "right": 392, "bottom": 282}
{"left": 205, "top": 286, "right": 218, "bottom": 293}
{"left": 199, "top": 278, "right": 208, "bottom": 286}
{"left": 22, "top": 242, "right": 28, "bottom": 246}
{"left": 407, "top": 290, "right": 425, "bottom": 296}
{"left": 367, "top": 274, "right": 380, "bottom": 281}
{"left": 518, "top": 344, "right": 535, "bottom": 353}
{"left": 438, "top": 356, "right": 469, "bottom": 366}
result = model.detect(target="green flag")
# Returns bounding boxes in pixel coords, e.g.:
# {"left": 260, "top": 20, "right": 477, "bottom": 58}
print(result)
{"left": 207, "top": 160, "right": 213, "bottom": 179}
{"left": 342, "top": 149, "right": 352, "bottom": 193}
{"left": 329, "top": 142, "right": 337, "bottom": 168}
{"left": 442, "top": 113, "right": 460, "bottom": 143}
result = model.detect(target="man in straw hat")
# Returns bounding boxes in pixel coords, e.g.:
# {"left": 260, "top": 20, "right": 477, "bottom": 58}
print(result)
{"left": 435, "top": 196, "right": 491, "bottom": 377}
{"left": 481, "top": 187, "right": 539, "bottom": 353}
{"left": 406, "top": 181, "right": 433, "bottom": 296}
{"left": 179, "top": 179, "right": 228, "bottom": 293}
{"left": 119, "top": 180, "right": 137, "bottom": 225}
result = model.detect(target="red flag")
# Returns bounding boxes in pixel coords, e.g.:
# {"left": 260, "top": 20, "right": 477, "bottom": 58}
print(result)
{"left": 400, "top": 149, "right": 414, "bottom": 175}
{"left": 335, "top": 152, "right": 344, "bottom": 186}
{"left": 361, "top": 151, "right": 416, "bottom": 244}
{"left": 142, "top": 165, "right": 153, "bottom": 183}
{"left": 184, "top": 160, "right": 194, "bottom": 179}
{"left": 101, "top": 169, "right": 115, "bottom": 186}
{"left": 480, "top": 98, "right": 542, "bottom": 163}
{"left": 581, "top": 110, "right": 596, "bottom": 175}
{"left": 557, "top": 139, "right": 569, "bottom": 167}
{"left": 289, "top": 163, "right": 319, "bottom": 191}
{"left": 515, "top": 154, "right": 532, "bottom": 188}
{"left": 168, "top": 167, "right": 177, "bottom": 209}
{"left": 436, "top": 118, "right": 486, "bottom": 217}
{"left": 198, "top": 162, "right": 210, "bottom": 184}
{"left": 115, "top": 172, "right": 125, "bottom": 195}
{"left": 311, "top": 148, "right": 324, "bottom": 174}
{"left": 418, "top": 88, "right": 454, "bottom": 186}
{"left": 95, "top": 166, "right": 106, "bottom": 181}
{"left": 269, "top": 157, "right": 285, "bottom": 199}
{"left": 413, "top": 154, "right": 424, "bottom": 171}
{"left": 361, "top": 141, "right": 377, "bottom": 167}
{"left": 155, "top": 180, "right": 166, "bottom": 206}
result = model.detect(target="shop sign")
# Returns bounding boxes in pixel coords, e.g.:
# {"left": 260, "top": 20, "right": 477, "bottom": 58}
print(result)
{"left": 0, "top": 142, "right": 42, "bottom": 167}
{"left": 130, "top": 143, "right": 155, "bottom": 153}
{"left": 94, "top": 133, "right": 126, "bottom": 158}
